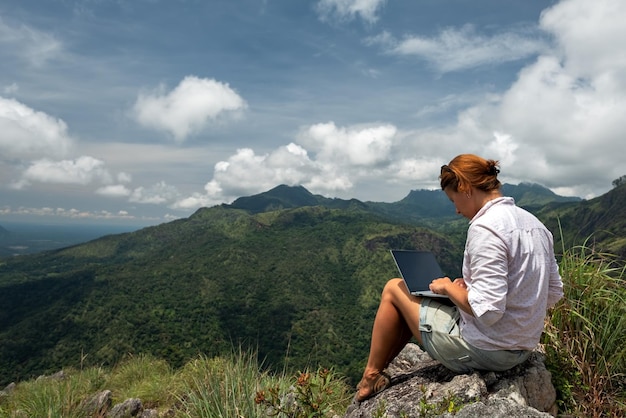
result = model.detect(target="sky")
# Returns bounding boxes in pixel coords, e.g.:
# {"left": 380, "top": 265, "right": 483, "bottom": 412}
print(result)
{"left": 1, "top": 0, "right": 625, "bottom": 227}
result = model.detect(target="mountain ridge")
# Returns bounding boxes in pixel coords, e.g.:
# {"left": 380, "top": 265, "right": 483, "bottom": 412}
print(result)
{"left": 225, "top": 182, "right": 581, "bottom": 221}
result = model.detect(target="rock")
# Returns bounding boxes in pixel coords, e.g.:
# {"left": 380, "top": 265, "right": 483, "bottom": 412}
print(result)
{"left": 0, "top": 382, "right": 16, "bottom": 402}
{"left": 344, "top": 343, "right": 557, "bottom": 418}
{"left": 0, "top": 382, "right": 16, "bottom": 396}
{"left": 107, "top": 397, "right": 143, "bottom": 418}
{"left": 79, "top": 390, "right": 112, "bottom": 416}
{"left": 455, "top": 397, "right": 553, "bottom": 417}
{"left": 36, "top": 370, "right": 66, "bottom": 381}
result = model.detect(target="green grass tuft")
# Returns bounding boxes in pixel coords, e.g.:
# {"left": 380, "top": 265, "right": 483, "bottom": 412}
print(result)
{"left": 543, "top": 241, "right": 626, "bottom": 417}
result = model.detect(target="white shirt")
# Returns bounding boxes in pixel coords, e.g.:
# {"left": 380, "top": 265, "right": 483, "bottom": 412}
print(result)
{"left": 460, "top": 197, "right": 563, "bottom": 351}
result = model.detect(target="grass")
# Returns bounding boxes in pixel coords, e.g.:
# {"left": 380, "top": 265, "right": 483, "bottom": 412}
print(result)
{"left": 1, "top": 244, "right": 624, "bottom": 417}
{"left": 542, "top": 242, "right": 626, "bottom": 417}
{"left": 0, "top": 348, "right": 353, "bottom": 418}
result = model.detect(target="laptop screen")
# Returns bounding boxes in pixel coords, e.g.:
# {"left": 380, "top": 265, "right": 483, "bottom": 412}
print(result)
{"left": 390, "top": 250, "right": 448, "bottom": 299}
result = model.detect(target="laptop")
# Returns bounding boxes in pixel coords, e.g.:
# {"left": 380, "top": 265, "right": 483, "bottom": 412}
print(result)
{"left": 390, "top": 249, "right": 449, "bottom": 299}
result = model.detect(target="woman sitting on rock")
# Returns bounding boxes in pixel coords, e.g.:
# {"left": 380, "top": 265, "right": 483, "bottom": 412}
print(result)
{"left": 356, "top": 153, "right": 563, "bottom": 402}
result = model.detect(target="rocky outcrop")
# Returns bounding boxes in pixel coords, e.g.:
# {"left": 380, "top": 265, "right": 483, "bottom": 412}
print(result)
{"left": 345, "top": 343, "right": 557, "bottom": 418}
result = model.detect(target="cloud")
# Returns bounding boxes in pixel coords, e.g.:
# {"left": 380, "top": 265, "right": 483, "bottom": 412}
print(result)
{"left": 117, "top": 172, "right": 132, "bottom": 183}
{"left": 16, "top": 156, "right": 113, "bottom": 188}
{"left": 540, "top": 0, "right": 626, "bottom": 88}
{"left": 3, "top": 83, "right": 19, "bottom": 95}
{"left": 129, "top": 181, "right": 181, "bottom": 205}
{"left": 0, "top": 17, "right": 62, "bottom": 66}
{"left": 0, "top": 205, "right": 139, "bottom": 221}
{"left": 172, "top": 123, "right": 405, "bottom": 209}
{"left": 96, "top": 184, "right": 132, "bottom": 197}
{"left": 366, "top": 24, "right": 548, "bottom": 72}
{"left": 497, "top": 0, "right": 626, "bottom": 191}
{"left": 205, "top": 144, "right": 316, "bottom": 199}
{"left": 297, "top": 121, "right": 396, "bottom": 166}
{"left": 402, "top": 0, "right": 626, "bottom": 198}
{"left": 132, "top": 76, "right": 248, "bottom": 141}
{"left": 177, "top": 0, "right": 626, "bottom": 212}
{"left": 0, "top": 96, "right": 73, "bottom": 160}
{"left": 315, "top": 0, "right": 387, "bottom": 24}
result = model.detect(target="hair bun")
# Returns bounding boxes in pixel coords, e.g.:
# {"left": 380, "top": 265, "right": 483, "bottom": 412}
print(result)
{"left": 487, "top": 161, "right": 500, "bottom": 176}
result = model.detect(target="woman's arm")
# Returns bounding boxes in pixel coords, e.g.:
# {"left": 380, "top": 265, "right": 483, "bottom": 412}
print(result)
{"left": 430, "top": 278, "right": 474, "bottom": 316}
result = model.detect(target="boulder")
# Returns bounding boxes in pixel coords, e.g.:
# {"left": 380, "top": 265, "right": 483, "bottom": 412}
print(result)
{"left": 344, "top": 343, "right": 557, "bottom": 418}
{"left": 79, "top": 390, "right": 112, "bottom": 416}
{"left": 107, "top": 397, "right": 143, "bottom": 418}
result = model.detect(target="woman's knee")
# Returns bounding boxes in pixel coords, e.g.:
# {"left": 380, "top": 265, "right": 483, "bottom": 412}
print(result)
{"left": 382, "top": 278, "right": 404, "bottom": 294}
{"left": 381, "top": 278, "right": 409, "bottom": 301}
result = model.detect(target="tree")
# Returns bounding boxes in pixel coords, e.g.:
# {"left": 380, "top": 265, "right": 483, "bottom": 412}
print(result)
{"left": 612, "top": 175, "right": 626, "bottom": 188}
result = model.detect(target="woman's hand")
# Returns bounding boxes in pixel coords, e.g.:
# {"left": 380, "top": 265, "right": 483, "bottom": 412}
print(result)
{"left": 430, "top": 277, "right": 474, "bottom": 316}
{"left": 452, "top": 278, "right": 467, "bottom": 289}
{"left": 429, "top": 277, "right": 453, "bottom": 295}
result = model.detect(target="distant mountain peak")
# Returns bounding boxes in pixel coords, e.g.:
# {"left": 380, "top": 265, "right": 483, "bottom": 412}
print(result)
{"left": 227, "top": 184, "right": 321, "bottom": 213}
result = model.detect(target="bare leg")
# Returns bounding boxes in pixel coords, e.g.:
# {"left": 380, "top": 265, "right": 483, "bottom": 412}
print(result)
{"left": 357, "top": 278, "right": 423, "bottom": 400}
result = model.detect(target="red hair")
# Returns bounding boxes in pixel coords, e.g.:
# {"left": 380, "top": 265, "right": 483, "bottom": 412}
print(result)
{"left": 440, "top": 154, "right": 501, "bottom": 193}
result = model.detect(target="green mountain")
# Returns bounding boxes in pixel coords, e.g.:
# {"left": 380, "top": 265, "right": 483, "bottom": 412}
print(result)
{"left": 0, "top": 205, "right": 461, "bottom": 387}
{"left": 538, "top": 183, "right": 626, "bottom": 258}
{"left": 0, "top": 182, "right": 620, "bottom": 389}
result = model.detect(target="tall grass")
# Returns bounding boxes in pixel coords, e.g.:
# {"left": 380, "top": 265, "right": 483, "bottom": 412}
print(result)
{"left": 543, "top": 242, "right": 626, "bottom": 417}
{"left": 174, "top": 349, "right": 270, "bottom": 417}
{"left": 0, "top": 367, "right": 107, "bottom": 418}
{"left": 106, "top": 354, "right": 180, "bottom": 409}
{"left": 0, "top": 348, "right": 352, "bottom": 417}
{"left": 175, "top": 348, "right": 352, "bottom": 417}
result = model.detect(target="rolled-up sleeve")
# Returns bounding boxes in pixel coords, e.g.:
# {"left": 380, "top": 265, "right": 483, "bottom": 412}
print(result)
{"left": 547, "top": 258, "right": 563, "bottom": 308}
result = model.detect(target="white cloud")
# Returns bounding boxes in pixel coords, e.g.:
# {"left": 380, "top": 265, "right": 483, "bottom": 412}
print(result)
{"left": 132, "top": 76, "right": 248, "bottom": 141}
{"left": 0, "top": 205, "right": 138, "bottom": 221}
{"left": 402, "top": 0, "right": 626, "bottom": 197}
{"left": 390, "top": 158, "right": 442, "bottom": 183}
{"left": 315, "top": 0, "right": 387, "bottom": 24}
{"left": 206, "top": 145, "right": 315, "bottom": 199}
{"left": 0, "top": 96, "right": 73, "bottom": 160}
{"left": 18, "top": 156, "right": 112, "bottom": 187}
{"left": 366, "top": 24, "right": 548, "bottom": 72}
{"left": 540, "top": 0, "right": 626, "bottom": 87}
{"left": 96, "top": 184, "right": 131, "bottom": 197}
{"left": 297, "top": 122, "right": 396, "bottom": 166}
{"left": 171, "top": 192, "right": 220, "bottom": 210}
{"left": 172, "top": 123, "right": 404, "bottom": 210}
{"left": 129, "top": 181, "right": 180, "bottom": 205}
{"left": 496, "top": 0, "right": 626, "bottom": 190}
{"left": 117, "top": 172, "right": 132, "bottom": 183}
{"left": 0, "top": 18, "right": 62, "bottom": 66}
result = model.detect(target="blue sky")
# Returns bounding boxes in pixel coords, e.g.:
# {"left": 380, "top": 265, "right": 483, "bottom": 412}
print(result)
{"left": 1, "top": 0, "right": 625, "bottom": 226}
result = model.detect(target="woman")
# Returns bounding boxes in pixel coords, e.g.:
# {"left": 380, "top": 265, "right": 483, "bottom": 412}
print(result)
{"left": 355, "top": 154, "right": 563, "bottom": 402}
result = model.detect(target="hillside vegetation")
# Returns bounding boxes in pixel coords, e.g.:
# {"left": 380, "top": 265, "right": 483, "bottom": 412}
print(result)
{"left": 0, "top": 205, "right": 461, "bottom": 387}
{"left": 0, "top": 182, "right": 624, "bottom": 416}
{"left": 1, "top": 245, "right": 623, "bottom": 417}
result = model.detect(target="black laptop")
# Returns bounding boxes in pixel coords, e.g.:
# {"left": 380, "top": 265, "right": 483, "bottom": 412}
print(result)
{"left": 390, "top": 249, "right": 449, "bottom": 299}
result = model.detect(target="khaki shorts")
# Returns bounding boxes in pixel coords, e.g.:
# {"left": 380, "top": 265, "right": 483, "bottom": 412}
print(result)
{"left": 419, "top": 298, "right": 530, "bottom": 373}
